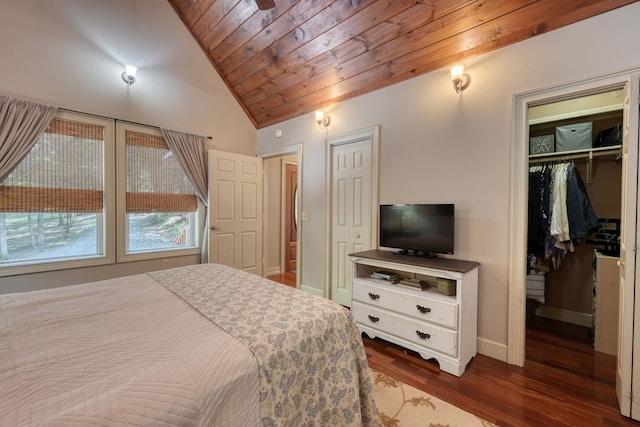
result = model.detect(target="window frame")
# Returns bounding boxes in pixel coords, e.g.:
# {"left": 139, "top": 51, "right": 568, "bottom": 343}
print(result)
{"left": 115, "top": 121, "right": 202, "bottom": 263}
{"left": 0, "top": 110, "right": 116, "bottom": 277}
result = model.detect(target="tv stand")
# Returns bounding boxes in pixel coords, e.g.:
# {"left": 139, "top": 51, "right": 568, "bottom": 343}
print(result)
{"left": 349, "top": 249, "right": 480, "bottom": 376}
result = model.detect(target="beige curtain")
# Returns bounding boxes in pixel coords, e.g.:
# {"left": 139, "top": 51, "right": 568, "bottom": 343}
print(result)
{"left": 0, "top": 97, "right": 57, "bottom": 182}
{"left": 160, "top": 128, "right": 209, "bottom": 263}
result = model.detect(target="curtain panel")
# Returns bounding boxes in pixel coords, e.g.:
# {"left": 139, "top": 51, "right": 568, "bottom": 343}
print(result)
{"left": 159, "top": 129, "right": 208, "bottom": 206}
{"left": 0, "top": 97, "right": 57, "bottom": 182}
{"left": 160, "top": 128, "right": 209, "bottom": 263}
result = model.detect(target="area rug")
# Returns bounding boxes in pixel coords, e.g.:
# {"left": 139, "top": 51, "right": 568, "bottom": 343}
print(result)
{"left": 370, "top": 369, "right": 496, "bottom": 427}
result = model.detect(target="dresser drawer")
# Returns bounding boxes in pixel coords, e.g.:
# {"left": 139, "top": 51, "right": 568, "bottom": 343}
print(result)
{"left": 352, "top": 280, "right": 458, "bottom": 329}
{"left": 352, "top": 301, "right": 458, "bottom": 357}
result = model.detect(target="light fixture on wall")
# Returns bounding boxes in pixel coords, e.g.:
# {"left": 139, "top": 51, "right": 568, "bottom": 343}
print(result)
{"left": 121, "top": 65, "right": 137, "bottom": 86}
{"left": 315, "top": 111, "right": 331, "bottom": 129}
{"left": 450, "top": 64, "right": 470, "bottom": 94}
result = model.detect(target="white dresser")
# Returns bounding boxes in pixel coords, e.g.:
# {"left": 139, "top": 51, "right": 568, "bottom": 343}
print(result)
{"left": 349, "top": 250, "right": 479, "bottom": 377}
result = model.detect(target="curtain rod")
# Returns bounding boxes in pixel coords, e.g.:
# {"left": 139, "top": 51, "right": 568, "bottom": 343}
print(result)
{"left": 0, "top": 94, "right": 213, "bottom": 139}
{"left": 61, "top": 107, "right": 212, "bottom": 139}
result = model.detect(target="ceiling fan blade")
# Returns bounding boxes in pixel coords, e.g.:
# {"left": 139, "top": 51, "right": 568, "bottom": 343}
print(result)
{"left": 255, "top": 0, "right": 275, "bottom": 10}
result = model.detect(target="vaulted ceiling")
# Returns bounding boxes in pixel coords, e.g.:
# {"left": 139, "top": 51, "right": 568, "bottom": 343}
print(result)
{"left": 167, "top": 0, "right": 637, "bottom": 129}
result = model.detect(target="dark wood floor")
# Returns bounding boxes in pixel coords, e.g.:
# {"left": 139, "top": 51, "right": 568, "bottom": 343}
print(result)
{"left": 365, "top": 316, "right": 638, "bottom": 426}
{"left": 267, "top": 274, "right": 638, "bottom": 426}
{"left": 267, "top": 271, "right": 297, "bottom": 288}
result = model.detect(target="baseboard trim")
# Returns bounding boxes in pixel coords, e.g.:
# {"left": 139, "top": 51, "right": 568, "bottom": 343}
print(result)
{"left": 300, "top": 283, "right": 324, "bottom": 297}
{"left": 535, "top": 305, "right": 593, "bottom": 328}
{"left": 477, "top": 337, "right": 507, "bottom": 362}
{"left": 265, "top": 266, "right": 281, "bottom": 276}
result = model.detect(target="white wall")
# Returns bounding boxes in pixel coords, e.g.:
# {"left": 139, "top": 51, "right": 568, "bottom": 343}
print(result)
{"left": 0, "top": 0, "right": 257, "bottom": 293}
{"left": 0, "top": 0, "right": 256, "bottom": 154}
{"left": 257, "top": 3, "right": 640, "bottom": 359}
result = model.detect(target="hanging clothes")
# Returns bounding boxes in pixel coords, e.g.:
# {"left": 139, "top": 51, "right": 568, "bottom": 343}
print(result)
{"left": 549, "top": 163, "right": 570, "bottom": 242}
{"left": 527, "top": 162, "right": 599, "bottom": 270}
{"left": 566, "top": 164, "right": 600, "bottom": 239}
{"left": 528, "top": 165, "right": 550, "bottom": 255}
{"left": 547, "top": 163, "right": 574, "bottom": 268}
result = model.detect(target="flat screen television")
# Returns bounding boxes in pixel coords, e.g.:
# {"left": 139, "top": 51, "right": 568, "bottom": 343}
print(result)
{"left": 379, "top": 204, "right": 454, "bottom": 257}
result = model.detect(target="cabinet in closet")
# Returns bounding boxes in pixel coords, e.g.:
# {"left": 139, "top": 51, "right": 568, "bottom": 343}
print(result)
{"left": 593, "top": 251, "right": 620, "bottom": 355}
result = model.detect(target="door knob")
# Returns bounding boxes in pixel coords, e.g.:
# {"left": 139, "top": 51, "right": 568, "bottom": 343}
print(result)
{"left": 355, "top": 233, "right": 361, "bottom": 238}
{"left": 210, "top": 225, "right": 217, "bottom": 230}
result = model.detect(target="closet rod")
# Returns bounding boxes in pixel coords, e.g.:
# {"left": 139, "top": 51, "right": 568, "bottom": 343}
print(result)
{"left": 529, "top": 148, "right": 621, "bottom": 184}
{"left": 528, "top": 148, "right": 620, "bottom": 165}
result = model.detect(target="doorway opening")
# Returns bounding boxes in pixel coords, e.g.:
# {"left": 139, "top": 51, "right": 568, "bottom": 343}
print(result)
{"left": 525, "top": 89, "right": 624, "bottom": 384}
{"left": 261, "top": 146, "right": 302, "bottom": 290}
{"left": 509, "top": 71, "right": 640, "bottom": 419}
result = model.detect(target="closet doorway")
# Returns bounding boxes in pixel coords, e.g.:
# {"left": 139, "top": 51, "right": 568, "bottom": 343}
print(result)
{"left": 525, "top": 90, "right": 623, "bottom": 380}
{"left": 509, "top": 72, "right": 640, "bottom": 420}
{"left": 261, "top": 146, "right": 302, "bottom": 289}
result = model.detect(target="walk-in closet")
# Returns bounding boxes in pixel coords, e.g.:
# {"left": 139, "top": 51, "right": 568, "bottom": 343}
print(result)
{"left": 526, "top": 90, "right": 623, "bottom": 377}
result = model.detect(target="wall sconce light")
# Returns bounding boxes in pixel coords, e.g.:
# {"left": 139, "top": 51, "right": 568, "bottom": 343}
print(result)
{"left": 450, "top": 64, "right": 470, "bottom": 94}
{"left": 121, "top": 64, "right": 137, "bottom": 86}
{"left": 315, "top": 111, "right": 331, "bottom": 129}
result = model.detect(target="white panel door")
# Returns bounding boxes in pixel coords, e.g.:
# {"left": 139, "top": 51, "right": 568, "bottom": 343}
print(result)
{"left": 208, "top": 150, "right": 263, "bottom": 276}
{"left": 331, "top": 139, "right": 372, "bottom": 306}
{"left": 617, "top": 74, "right": 640, "bottom": 419}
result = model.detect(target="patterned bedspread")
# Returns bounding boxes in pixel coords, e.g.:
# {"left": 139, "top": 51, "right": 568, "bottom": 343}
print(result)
{"left": 150, "top": 263, "right": 377, "bottom": 426}
{"left": 0, "top": 263, "right": 377, "bottom": 426}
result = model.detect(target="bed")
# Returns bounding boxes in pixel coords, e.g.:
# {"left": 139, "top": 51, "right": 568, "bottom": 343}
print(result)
{"left": 0, "top": 263, "right": 377, "bottom": 426}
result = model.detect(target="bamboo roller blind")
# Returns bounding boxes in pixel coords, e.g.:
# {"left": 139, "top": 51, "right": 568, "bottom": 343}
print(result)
{"left": 125, "top": 130, "right": 197, "bottom": 213}
{"left": 0, "top": 123, "right": 198, "bottom": 214}
{"left": 0, "top": 118, "right": 104, "bottom": 213}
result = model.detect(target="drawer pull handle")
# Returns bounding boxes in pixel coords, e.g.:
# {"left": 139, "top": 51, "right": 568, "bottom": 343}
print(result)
{"left": 368, "top": 315, "right": 380, "bottom": 323}
{"left": 416, "top": 330, "right": 431, "bottom": 340}
{"left": 368, "top": 292, "right": 380, "bottom": 300}
{"left": 416, "top": 305, "right": 431, "bottom": 314}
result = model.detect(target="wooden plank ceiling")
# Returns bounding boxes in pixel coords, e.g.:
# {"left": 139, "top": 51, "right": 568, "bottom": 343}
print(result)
{"left": 167, "top": 0, "right": 637, "bottom": 129}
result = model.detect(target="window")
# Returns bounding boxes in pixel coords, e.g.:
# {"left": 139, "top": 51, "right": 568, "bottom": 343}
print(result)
{"left": 116, "top": 123, "right": 201, "bottom": 261}
{"left": 0, "top": 111, "right": 115, "bottom": 274}
{"left": 0, "top": 110, "right": 203, "bottom": 275}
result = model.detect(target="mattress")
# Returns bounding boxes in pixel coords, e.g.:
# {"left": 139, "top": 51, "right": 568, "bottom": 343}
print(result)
{"left": 0, "top": 263, "right": 377, "bottom": 426}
